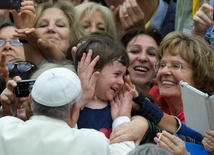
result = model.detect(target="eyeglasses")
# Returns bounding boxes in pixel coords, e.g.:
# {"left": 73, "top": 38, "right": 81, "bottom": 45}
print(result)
{"left": 154, "top": 62, "right": 190, "bottom": 72}
{"left": 6, "top": 61, "right": 35, "bottom": 72}
{"left": 0, "top": 39, "right": 23, "bottom": 46}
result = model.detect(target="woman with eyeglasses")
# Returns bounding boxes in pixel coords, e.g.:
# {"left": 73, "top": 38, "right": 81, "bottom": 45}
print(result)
{"left": 0, "top": 23, "right": 25, "bottom": 62}
{"left": 149, "top": 32, "right": 214, "bottom": 155}
{"left": 150, "top": 32, "right": 214, "bottom": 123}
{"left": 109, "top": 30, "right": 214, "bottom": 155}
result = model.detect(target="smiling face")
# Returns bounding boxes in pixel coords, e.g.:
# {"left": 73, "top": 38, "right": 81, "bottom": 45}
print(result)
{"left": 156, "top": 47, "right": 195, "bottom": 100}
{"left": 127, "top": 34, "right": 157, "bottom": 89}
{"left": 80, "top": 10, "right": 107, "bottom": 34}
{"left": 0, "top": 26, "right": 24, "bottom": 62}
{"left": 95, "top": 60, "right": 127, "bottom": 101}
{"left": 35, "top": 8, "right": 71, "bottom": 54}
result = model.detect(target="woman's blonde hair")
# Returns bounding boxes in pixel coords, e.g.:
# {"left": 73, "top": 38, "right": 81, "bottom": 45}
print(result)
{"left": 156, "top": 32, "right": 214, "bottom": 95}
{"left": 75, "top": 2, "right": 117, "bottom": 39}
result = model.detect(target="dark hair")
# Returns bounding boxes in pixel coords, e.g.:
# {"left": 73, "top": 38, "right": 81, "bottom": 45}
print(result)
{"left": 121, "top": 27, "right": 163, "bottom": 48}
{"left": 0, "top": 22, "right": 15, "bottom": 29}
{"left": 73, "top": 32, "right": 129, "bottom": 71}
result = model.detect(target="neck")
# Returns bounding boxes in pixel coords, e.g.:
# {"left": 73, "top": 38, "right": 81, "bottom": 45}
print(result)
{"left": 164, "top": 96, "right": 183, "bottom": 116}
{"left": 136, "top": 83, "right": 151, "bottom": 95}
{"left": 86, "top": 96, "right": 108, "bottom": 109}
{"left": 137, "top": 0, "right": 159, "bottom": 24}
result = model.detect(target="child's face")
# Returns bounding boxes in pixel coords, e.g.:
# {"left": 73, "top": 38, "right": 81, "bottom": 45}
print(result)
{"left": 95, "top": 60, "right": 127, "bottom": 101}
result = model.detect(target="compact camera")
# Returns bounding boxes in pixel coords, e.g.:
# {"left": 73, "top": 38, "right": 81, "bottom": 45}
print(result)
{"left": 14, "top": 79, "right": 36, "bottom": 97}
{"left": 0, "top": 0, "right": 21, "bottom": 10}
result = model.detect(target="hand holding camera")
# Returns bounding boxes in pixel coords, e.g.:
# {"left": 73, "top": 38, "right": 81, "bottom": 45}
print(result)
{"left": 14, "top": 79, "right": 36, "bottom": 97}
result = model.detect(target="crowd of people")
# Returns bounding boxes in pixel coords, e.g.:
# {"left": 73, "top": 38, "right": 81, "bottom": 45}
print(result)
{"left": 0, "top": 0, "right": 214, "bottom": 155}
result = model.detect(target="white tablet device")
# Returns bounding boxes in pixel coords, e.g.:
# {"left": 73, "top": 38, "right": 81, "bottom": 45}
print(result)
{"left": 180, "top": 81, "right": 214, "bottom": 134}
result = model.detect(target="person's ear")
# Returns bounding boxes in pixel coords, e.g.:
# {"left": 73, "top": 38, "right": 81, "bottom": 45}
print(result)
{"left": 71, "top": 46, "right": 77, "bottom": 61}
{"left": 69, "top": 103, "right": 80, "bottom": 127}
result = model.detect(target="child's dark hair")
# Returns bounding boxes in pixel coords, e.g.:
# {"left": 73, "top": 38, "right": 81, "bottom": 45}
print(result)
{"left": 74, "top": 32, "right": 130, "bottom": 71}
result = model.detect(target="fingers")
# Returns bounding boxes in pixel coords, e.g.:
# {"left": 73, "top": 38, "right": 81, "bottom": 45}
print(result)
{"left": 119, "top": 1, "right": 133, "bottom": 29}
{"left": 0, "top": 53, "right": 9, "bottom": 82}
{"left": 193, "top": 3, "right": 214, "bottom": 28}
{"left": 78, "top": 49, "right": 100, "bottom": 76}
{"left": 110, "top": 122, "right": 132, "bottom": 143}
{"left": 124, "top": 75, "right": 138, "bottom": 98}
{"left": 154, "top": 131, "right": 188, "bottom": 154}
{"left": 119, "top": 0, "right": 144, "bottom": 30}
{"left": 203, "top": 130, "right": 214, "bottom": 152}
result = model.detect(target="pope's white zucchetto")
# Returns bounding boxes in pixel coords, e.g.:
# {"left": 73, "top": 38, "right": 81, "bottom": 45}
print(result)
{"left": 32, "top": 67, "right": 82, "bottom": 107}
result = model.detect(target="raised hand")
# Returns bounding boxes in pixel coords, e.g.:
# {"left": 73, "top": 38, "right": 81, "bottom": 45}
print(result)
{"left": 192, "top": 3, "right": 214, "bottom": 36}
{"left": 119, "top": 0, "right": 145, "bottom": 30}
{"left": 10, "top": 0, "right": 36, "bottom": 29}
{"left": 77, "top": 49, "right": 100, "bottom": 108}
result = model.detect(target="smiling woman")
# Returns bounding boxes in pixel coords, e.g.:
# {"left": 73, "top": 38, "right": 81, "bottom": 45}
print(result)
{"left": 150, "top": 31, "right": 214, "bottom": 123}
{"left": 11, "top": 1, "right": 85, "bottom": 67}
{"left": 121, "top": 27, "right": 162, "bottom": 96}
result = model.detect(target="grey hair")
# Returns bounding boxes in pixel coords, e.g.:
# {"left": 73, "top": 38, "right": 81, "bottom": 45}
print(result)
{"left": 127, "top": 143, "right": 172, "bottom": 155}
{"left": 32, "top": 98, "right": 73, "bottom": 121}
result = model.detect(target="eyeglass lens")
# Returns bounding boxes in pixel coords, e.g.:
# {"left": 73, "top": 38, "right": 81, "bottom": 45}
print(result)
{"left": 6, "top": 62, "right": 33, "bottom": 72}
{"left": 0, "top": 40, "right": 23, "bottom": 46}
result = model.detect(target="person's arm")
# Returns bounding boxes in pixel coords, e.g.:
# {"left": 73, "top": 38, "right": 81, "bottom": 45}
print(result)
{"left": 132, "top": 92, "right": 178, "bottom": 132}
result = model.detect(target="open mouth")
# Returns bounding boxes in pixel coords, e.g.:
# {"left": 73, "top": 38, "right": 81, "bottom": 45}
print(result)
{"left": 134, "top": 66, "right": 149, "bottom": 72}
